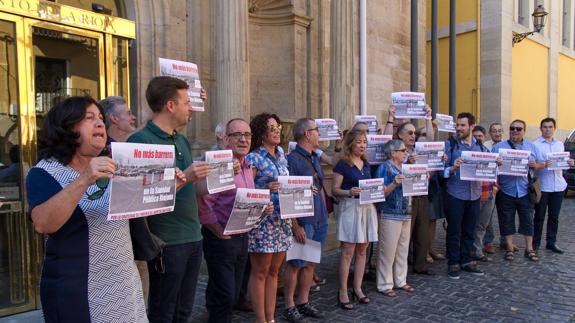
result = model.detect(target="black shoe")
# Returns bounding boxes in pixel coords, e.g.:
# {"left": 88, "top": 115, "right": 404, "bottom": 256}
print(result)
{"left": 297, "top": 302, "right": 324, "bottom": 318}
{"left": 283, "top": 306, "right": 306, "bottom": 323}
{"left": 461, "top": 264, "right": 484, "bottom": 276}
{"left": 447, "top": 266, "right": 461, "bottom": 280}
{"left": 546, "top": 245, "right": 564, "bottom": 254}
{"left": 413, "top": 269, "right": 435, "bottom": 276}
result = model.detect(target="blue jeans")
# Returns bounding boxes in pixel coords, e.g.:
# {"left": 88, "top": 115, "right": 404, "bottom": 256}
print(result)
{"left": 444, "top": 194, "right": 480, "bottom": 266}
{"left": 202, "top": 228, "right": 248, "bottom": 323}
{"left": 287, "top": 222, "right": 328, "bottom": 268}
{"left": 148, "top": 240, "right": 203, "bottom": 323}
{"left": 533, "top": 191, "right": 564, "bottom": 249}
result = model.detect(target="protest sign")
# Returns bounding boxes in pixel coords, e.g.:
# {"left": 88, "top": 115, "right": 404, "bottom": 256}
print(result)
{"left": 436, "top": 113, "right": 456, "bottom": 133}
{"left": 288, "top": 141, "right": 297, "bottom": 155}
{"left": 415, "top": 141, "right": 445, "bottom": 171}
{"left": 205, "top": 150, "right": 235, "bottom": 194}
{"left": 223, "top": 188, "right": 270, "bottom": 235}
{"left": 366, "top": 135, "right": 392, "bottom": 165}
{"left": 402, "top": 164, "right": 429, "bottom": 196}
{"left": 278, "top": 176, "right": 314, "bottom": 219}
{"left": 391, "top": 92, "right": 427, "bottom": 119}
{"left": 460, "top": 151, "right": 498, "bottom": 182}
{"left": 108, "top": 142, "right": 176, "bottom": 220}
{"left": 359, "top": 178, "right": 385, "bottom": 204}
{"left": 354, "top": 115, "right": 379, "bottom": 133}
{"left": 546, "top": 152, "right": 571, "bottom": 170}
{"left": 315, "top": 118, "right": 340, "bottom": 141}
{"left": 286, "top": 239, "right": 322, "bottom": 263}
{"left": 498, "top": 148, "right": 530, "bottom": 176}
{"left": 159, "top": 57, "right": 204, "bottom": 111}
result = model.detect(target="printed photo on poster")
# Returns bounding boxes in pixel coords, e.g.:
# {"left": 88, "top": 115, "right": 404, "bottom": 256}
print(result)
{"left": 498, "top": 148, "right": 530, "bottom": 176}
{"left": 315, "top": 118, "right": 340, "bottom": 141}
{"left": 159, "top": 57, "right": 204, "bottom": 111}
{"left": 415, "top": 141, "right": 445, "bottom": 171}
{"left": 366, "top": 135, "right": 392, "bottom": 165}
{"left": 108, "top": 142, "right": 176, "bottom": 220}
{"left": 205, "top": 150, "right": 235, "bottom": 194}
{"left": 546, "top": 152, "right": 571, "bottom": 170}
{"left": 459, "top": 151, "right": 498, "bottom": 182}
{"left": 354, "top": 115, "right": 379, "bottom": 133}
{"left": 278, "top": 176, "right": 314, "bottom": 219}
{"left": 223, "top": 188, "right": 270, "bottom": 235}
{"left": 391, "top": 92, "right": 427, "bottom": 119}
{"left": 402, "top": 164, "right": 429, "bottom": 197}
{"left": 359, "top": 178, "right": 385, "bottom": 204}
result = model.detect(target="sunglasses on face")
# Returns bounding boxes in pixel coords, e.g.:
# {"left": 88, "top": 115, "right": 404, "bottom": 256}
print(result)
{"left": 268, "top": 124, "right": 282, "bottom": 133}
{"left": 227, "top": 132, "right": 253, "bottom": 139}
{"left": 404, "top": 131, "right": 415, "bottom": 136}
{"left": 87, "top": 178, "right": 109, "bottom": 200}
{"left": 509, "top": 126, "right": 524, "bottom": 132}
{"left": 393, "top": 148, "right": 407, "bottom": 152}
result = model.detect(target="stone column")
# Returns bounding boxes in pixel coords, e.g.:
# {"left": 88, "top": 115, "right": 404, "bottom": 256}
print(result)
{"left": 329, "top": 0, "right": 358, "bottom": 130}
{"left": 214, "top": 0, "right": 250, "bottom": 122}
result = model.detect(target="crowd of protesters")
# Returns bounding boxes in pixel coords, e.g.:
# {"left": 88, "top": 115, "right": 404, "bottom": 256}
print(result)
{"left": 26, "top": 76, "right": 574, "bottom": 323}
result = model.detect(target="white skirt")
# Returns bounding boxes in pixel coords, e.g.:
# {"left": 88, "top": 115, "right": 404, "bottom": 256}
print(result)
{"left": 336, "top": 197, "right": 378, "bottom": 243}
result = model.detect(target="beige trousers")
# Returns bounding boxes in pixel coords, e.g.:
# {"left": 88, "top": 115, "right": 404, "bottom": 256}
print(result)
{"left": 376, "top": 218, "right": 411, "bottom": 291}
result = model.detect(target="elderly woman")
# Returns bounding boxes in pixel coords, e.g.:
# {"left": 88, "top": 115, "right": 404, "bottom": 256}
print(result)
{"left": 332, "top": 129, "right": 378, "bottom": 310}
{"left": 26, "top": 97, "right": 147, "bottom": 322}
{"left": 374, "top": 139, "right": 414, "bottom": 297}
{"left": 246, "top": 113, "right": 292, "bottom": 323}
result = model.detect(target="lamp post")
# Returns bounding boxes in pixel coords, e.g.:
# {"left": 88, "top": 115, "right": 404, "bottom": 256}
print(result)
{"left": 513, "top": 5, "right": 548, "bottom": 45}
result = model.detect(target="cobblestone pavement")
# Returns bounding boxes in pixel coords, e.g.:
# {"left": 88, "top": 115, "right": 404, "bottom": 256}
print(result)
{"left": 2, "top": 197, "right": 575, "bottom": 323}
{"left": 191, "top": 196, "right": 575, "bottom": 323}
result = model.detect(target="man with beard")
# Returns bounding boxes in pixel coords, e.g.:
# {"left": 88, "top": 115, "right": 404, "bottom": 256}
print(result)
{"left": 443, "top": 112, "right": 485, "bottom": 279}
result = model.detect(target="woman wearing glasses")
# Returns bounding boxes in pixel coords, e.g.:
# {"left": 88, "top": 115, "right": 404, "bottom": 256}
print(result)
{"left": 332, "top": 129, "right": 378, "bottom": 309}
{"left": 246, "top": 113, "right": 292, "bottom": 323}
{"left": 374, "top": 139, "right": 415, "bottom": 297}
{"left": 26, "top": 97, "right": 148, "bottom": 322}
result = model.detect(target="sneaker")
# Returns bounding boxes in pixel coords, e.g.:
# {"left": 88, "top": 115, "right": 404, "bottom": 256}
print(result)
{"left": 461, "top": 263, "right": 485, "bottom": 276}
{"left": 447, "top": 265, "right": 461, "bottom": 280}
{"left": 283, "top": 306, "right": 306, "bottom": 323}
{"left": 297, "top": 302, "right": 324, "bottom": 318}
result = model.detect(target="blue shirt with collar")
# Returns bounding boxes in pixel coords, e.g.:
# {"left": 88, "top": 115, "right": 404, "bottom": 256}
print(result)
{"left": 532, "top": 136, "right": 567, "bottom": 192}
{"left": 286, "top": 145, "right": 328, "bottom": 226}
{"left": 492, "top": 139, "right": 543, "bottom": 198}
{"left": 443, "top": 137, "right": 484, "bottom": 201}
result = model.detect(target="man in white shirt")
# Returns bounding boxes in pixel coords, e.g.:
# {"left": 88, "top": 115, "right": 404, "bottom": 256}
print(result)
{"left": 532, "top": 117, "right": 575, "bottom": 253}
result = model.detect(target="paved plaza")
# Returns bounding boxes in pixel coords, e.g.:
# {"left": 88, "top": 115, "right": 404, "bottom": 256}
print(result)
{"left": 3, "top": 196, "right": 575, "bottom": 323}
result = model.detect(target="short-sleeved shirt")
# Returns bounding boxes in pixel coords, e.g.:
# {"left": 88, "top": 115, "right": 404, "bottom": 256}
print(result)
{"left": 127, "top": 120, "right": 201, "bottom": 245}
{"left": 333, "top": 159, "right": 372, "bottom": 190}
{"left": 492, "top": 139, "right": 542, "bottom": 198}
{"left": 286, "top": 145, "right": 328, "bottom": 226}
{"left": 533, "top": 136, "right": 568, "bottom": 192}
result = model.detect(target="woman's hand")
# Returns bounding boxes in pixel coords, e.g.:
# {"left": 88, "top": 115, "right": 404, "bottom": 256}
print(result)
{"left": 312, "top": 185, "right": 319, "bottom": 195}
{"left": 292, "top": 223, "right": 306, "bottom": 244}
{"left": 268, "top": 181, "right": 280, "bottom": 192}
{"left": 394, "top": 174, "right": 405, "bottom": 185}
{"left": 80, "top": 156, "right": 115, "bottom": 184}
{"left": 349, "top": 187, "right": 361, "bottom": 197}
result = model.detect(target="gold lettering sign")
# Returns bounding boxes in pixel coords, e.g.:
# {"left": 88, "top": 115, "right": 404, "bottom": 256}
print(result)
{"left": 0, "top": 0, "right": 135, "bottom": 38}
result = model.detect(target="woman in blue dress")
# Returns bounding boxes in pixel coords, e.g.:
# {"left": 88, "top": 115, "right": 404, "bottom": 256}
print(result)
{"left": 26, "top": 97, "right": 147, "bottom": 323}
{"left": 246, "top": 113, "right": 292, "bottom": 323}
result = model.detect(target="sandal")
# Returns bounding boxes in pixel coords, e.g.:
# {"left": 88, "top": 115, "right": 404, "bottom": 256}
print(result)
{"left": 398, "top": 284, "right": 415, "bottom": 293}
{"left": 524, "top": 250, "right": 539, "bottom": 262}
{"left": 504, "top": 251, "right": 514, "bottom": 261}
{"left": 352, "top": 290, "right": 370, "bottom": 304}
{"left": 337, "top": 290, "right": 354, "bottom": 310}
{"left": 473, "top": 255, "right": 492, "bottom": 262}
{"left": 380, "top": 289, "right": 396, "bottom": 297}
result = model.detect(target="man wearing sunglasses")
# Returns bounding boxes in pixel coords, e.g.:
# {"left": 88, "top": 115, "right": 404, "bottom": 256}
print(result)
{"left": 127, "top": 76, "right": 211, "bottom": 322}
{"left": 532, "top": 117, "right": 575, "bottom": 254}
{"left": 492, "top": 120, "right": 545, "bottom": 262}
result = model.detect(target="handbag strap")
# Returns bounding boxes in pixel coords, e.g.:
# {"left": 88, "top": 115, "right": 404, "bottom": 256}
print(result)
{"left": 292, "top": 149, "right": 323, "bottom": 187}
{"left": 507, "top": 140, "right": 535, "bottom": 184}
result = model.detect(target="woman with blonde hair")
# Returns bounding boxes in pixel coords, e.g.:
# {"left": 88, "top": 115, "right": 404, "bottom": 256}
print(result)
{"left": 331, "top": 129, "right": 378, "bottom": 310}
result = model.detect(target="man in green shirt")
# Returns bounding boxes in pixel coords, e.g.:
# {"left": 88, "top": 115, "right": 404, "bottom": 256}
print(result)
{"left": 127, "top": 76, "right": 210, "bottom": 322}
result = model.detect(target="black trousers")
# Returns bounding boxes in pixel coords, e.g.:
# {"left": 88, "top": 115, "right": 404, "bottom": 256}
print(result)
{"left": 202, "top": 228, "right": 249, "bottom": 323}
{"left": 411, "top": 196, "right": 430, "bottom": 272}
{"left": 533, "top": 191, "right": 564, "bottom": 249}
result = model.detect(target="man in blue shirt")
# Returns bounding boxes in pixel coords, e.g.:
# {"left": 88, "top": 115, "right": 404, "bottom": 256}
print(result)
{"left": 283, "top": 118, "right": 328, "bottom": 322}
{"left": 532, "top": 117, "right": 575, "bottom": 253}
{"left": 443, "top": 112, "right": 485, "bottom": 279}
{"left": 492, "top": 119, "right": 544, "bottom": 262}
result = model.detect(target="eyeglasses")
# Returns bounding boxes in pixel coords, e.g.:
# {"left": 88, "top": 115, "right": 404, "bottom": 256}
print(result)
{"left": 404, "top": 131, "right": 415, "bottom": 136}
{"left": 306, "top": 127, "right": 319, "bottom": 133}
{"left": 268, "top": 124, "right": 283, "bottom": 133}
{"left": 393, "top": 148, "right": 407, "bottom": 152}
{"left": 87, "top": 178, "right": 109, "bottom": 200}
{"left": 509, "top": 126, "right": 524, "bottom": 132}
{"left": 227, "top": 132, "right": 253, "bottom": 139}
